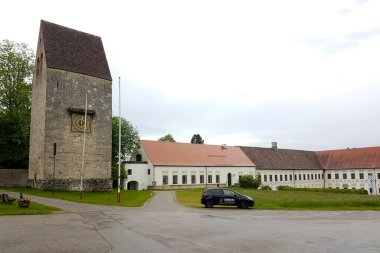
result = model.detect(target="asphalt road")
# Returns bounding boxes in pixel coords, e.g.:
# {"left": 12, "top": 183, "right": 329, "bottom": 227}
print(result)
{"left": 1, "top": 191, "right": 379, "bottom": 253}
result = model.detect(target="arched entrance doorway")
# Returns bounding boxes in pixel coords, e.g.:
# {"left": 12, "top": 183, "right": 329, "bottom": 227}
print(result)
{"left": 127, "top": 181, "right": 139, "bottom": 190}
{"left": 227, "top": 173, "right": 232, "bottom": 186}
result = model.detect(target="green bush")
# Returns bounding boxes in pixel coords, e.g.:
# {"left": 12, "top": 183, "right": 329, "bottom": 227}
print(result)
{"left": 239, "top": 174, "right": 261, "bottom": 189}
{"left": 260, "top": 185, "right": 272, "bottom": 190}
{"left": 277, "top": 186, "right": 368, "bottom": 195}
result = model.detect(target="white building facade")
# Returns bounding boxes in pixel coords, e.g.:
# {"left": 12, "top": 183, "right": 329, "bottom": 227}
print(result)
{"left": 125, "top": 140, "right": 256, "bottom": 190}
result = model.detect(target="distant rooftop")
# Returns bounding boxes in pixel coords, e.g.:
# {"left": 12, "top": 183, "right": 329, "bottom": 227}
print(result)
{"left": 40, "top": 20, "right": 112, "bottom": 81}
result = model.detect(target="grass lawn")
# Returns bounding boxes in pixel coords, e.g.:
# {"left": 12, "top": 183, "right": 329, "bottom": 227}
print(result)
{"left": 5, "top": 188, "right": 153, "bottom": 207}
{"left": 0, "top": 200, "right": 59, "bottom": 215}
{"left": 176, "top": 187, "right": 380, "bottom": 210}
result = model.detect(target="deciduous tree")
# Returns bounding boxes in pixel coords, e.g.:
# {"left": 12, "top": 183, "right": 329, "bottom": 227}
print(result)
{"left": 191, "top": 134, "right": 204, "bottom": 144}
{"left": 111, "top": 116, "right": 140, "bottom": 187}
{"left": 158, "top": 134, "right": 176, "bottom": 142}
{"left": 0, "top": 40, "right": 34, "bottom": 167}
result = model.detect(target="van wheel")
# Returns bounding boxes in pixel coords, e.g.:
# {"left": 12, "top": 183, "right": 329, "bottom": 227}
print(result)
{"left": 205, "top": 200, "right": 213, "bottom": 208}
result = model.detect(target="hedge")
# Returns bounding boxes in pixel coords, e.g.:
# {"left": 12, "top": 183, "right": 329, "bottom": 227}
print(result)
{"left": 277, "top": 186, "right": 368, "bottom": 195}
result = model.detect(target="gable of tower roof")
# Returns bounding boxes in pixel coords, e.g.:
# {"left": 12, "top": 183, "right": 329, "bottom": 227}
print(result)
{"left": 40, "top": 20, "right": 112, "bottom": 81}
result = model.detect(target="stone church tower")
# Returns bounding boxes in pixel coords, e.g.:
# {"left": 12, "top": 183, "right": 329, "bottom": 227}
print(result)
{"left": 28, "top": 20, "right": 112, "bottom": 191}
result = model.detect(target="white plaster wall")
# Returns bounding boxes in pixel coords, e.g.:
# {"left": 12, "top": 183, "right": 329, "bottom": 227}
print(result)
{"left": 325, "top": 169, "right": 380, "bottom": 194}
{"left": 258, "top": 168, "right": 380, "bottom": 194}
{"left": 124, "top": 163, "right": 153, "bottom": 190}
{"left": 258, "top": 169, "right": 324, "bottom": 190}
{"left": 153, "top": 166, "right": 255, "bottom": 188}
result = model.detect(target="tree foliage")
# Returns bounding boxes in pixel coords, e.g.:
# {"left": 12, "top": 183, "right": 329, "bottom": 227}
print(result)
{"left": 111, "top": 162, "right": 127, "bottom": 188}
{"left": 112, "top": 116, "right": 140, "bottom": 165}
{"left": 0, "top": 40, "right": 34, "bottom": 167}
{"left": 111, "top": 116, "right": 140, "bottom": 187}
{"left": 158, "top": 134, "right": 176, "bottom": 142}
{"left": 190, "top": 134, "right": 204, "bottom": 144}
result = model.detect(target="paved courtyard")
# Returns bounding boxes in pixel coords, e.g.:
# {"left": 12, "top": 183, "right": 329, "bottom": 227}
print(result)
{"left": 1, "top": 191, "right": 380, "bottom": 253}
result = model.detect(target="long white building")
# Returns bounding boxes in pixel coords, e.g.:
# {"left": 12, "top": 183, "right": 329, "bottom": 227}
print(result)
{"left": 125, "top": 140, "right": 255, "bottom": 190}
{"left": 125, "top": 140, "right": 380, "bottom": 194}
{"left": 316, "top": 147, "right": 380, "bottom": 194}
{"left": 240, "top": 144, "right": 325, "bottom": 189}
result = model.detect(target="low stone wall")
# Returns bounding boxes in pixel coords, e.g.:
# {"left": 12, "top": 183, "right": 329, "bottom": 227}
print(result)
{"left": 29, "top": 178, "right": 112, "bottom": 191}
{"left": 0, "top": 169, "right": 28, "bottom": 187}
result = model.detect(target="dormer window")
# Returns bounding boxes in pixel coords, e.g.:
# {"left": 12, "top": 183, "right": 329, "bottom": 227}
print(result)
{"left": 136, "top": 154, "right": 142, "bottom": 162}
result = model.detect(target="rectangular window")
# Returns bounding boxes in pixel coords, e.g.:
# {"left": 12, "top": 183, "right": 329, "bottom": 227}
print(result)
{"left": 163, "top": 175, "right": 168, "bottom": 185}
{"left": 284, "top": 175, "right": 287, "bottom": 181}
{"left": 191, "top": 175, "right": 196, "bottom": 184}
{"left": 264, "top": 175, "right": 267, "bottom": 182}
{"left": 200, "top": 175, "right": 204, "bottom": 184}
{"left": 216, "top": 175, "right": 220, "bottom": 183}
{"left": 328, "top": 174, "right": 331, "bottom": 179}
{"left": 294, "top": 174, "right": 297, "bottom": 180}
{"left": 208, "top": 175, "right": 212, "bottom": 183}
{"left": 269, "top": 175, "right": 273, "bottom": 182}
{"left": 307, "top": 174, "right": 310, "bottom": 180}
{"left": 343, "top": 173, "right": 347, "bottom": 179}
{"left": 182, "top": 175, "right": 187, "bottom": 184}
{"left": 148, "top": 169, "right": 150, "bottom": 175}
{"left": 303, "top": 174, "right": 306, "bottom": 180}
{"left": 311, "top": 174, "right": 314, "bottom": 180}
{"left": 173, "top": 175, "right": 178, "bottom": 184}
{"left": 280, "top": 175, "right": 283, "bottom": 181}
{"left": 127, "top": 169, "right": 132, "bottom": 175}
{"left": 315, "top": 174, "right": 317, "bottom": 179}
{"left": 378, "top": 173, "right": 380, "bottom": 180}
{"left": 275, "top": 175, "right": 278, "bottom": 181}
{"left": 360, "top": 173, "right": 364, "bottom": 179}
{"left": 335, "top": 174, "right": 339, "bottom": 179}
{"left": 289, "top": 174, "right": 292, "bottom": 181}
{"left": 321, "top": 174, "right": 324, "bottom": 179}
{"left": 318, "top": 174, "right": 321, "bottom": 180}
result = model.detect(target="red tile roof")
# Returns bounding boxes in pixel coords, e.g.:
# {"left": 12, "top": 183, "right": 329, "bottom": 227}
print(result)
{"left": 316, "top": 147, "right": 380, "bottom": 170}
{"left": 140, "top": 140, "right": 255, "bottom": 167}
{"left": 40, "top": 20, "right": 112, "bottom": 81}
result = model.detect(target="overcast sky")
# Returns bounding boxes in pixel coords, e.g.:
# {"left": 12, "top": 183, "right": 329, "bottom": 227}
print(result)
{"left": 1, "top": 0, "right": 379, "bottom": 150}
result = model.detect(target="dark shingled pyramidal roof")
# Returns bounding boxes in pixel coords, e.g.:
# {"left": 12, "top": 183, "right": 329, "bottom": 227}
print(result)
{"left": 40, "top": 20, "right": 112, "bottom": 81}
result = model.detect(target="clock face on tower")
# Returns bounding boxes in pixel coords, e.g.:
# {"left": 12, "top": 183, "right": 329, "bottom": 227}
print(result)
{"left": 71, "top": 113, "right": 92, "bottom": 133}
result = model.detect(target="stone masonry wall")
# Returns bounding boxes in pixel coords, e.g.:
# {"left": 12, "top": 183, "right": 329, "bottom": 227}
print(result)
{"left": 37, "top": 69, "right": 112, "bottom": 191}
{"left": 28, "top": 34, "right": 47, "bottom": 185}
{"left": 0, "top": 169, "right": 28, "bottom": 187}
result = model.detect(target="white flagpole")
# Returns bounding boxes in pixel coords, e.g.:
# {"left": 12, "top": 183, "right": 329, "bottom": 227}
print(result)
{"left": 117, "top": 77, "right": 121, "bottom": 203}
{"left": 80, "top": 93, "right": 88, "bottom": 200}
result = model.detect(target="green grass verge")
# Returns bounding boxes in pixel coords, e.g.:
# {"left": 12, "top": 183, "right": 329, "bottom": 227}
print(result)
{"left": 0, "top": 200, "right": 59, "bottom": 215}
{"left": 176, "top": 187, "right": 380, "bottom": 210}
{"left": 5, "top": 188, "right": 153, "bottom": 207}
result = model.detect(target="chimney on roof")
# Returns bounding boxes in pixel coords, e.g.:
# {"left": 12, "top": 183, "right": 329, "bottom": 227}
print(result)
{"left": 271, "top": 142, "right": 277, "bottom": 149}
